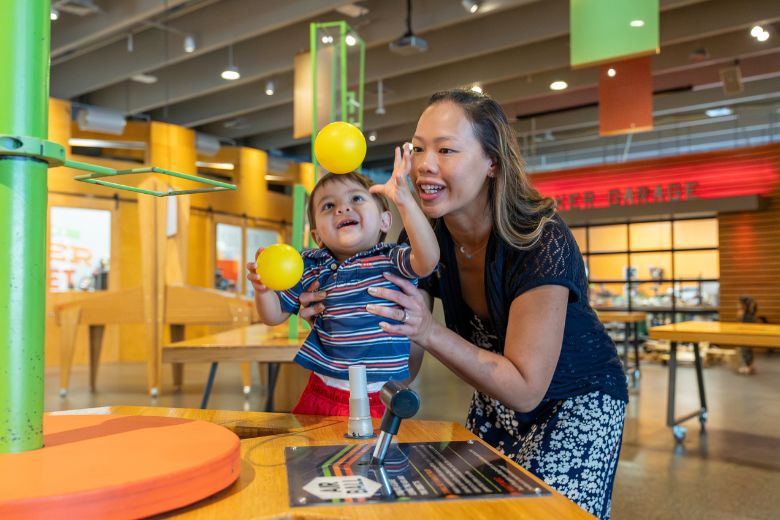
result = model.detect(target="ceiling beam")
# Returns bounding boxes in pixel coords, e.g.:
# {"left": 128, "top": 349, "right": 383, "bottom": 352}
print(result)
{"left": 51, "top": 0, "right": 351, "bottom": 98}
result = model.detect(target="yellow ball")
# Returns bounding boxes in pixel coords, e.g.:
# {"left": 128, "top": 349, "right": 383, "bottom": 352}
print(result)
{"left": 256, "top": 244, "right": 304, "bottom": 291}
{"left": 314, "top": 121, "right": 367, "bottom": 174}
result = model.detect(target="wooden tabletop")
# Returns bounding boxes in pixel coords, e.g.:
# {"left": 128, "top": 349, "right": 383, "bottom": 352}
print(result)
{"left": 596, "top": 311, "right": 648, "bottom": 323}
{"left": 53, "top": 406, "right": 592, "bottom": 519}
{"left": 649, "top": 321, "right": 780, "bottom": 349}
{"left": 162, "top": 324, "right": 301, "bottom": 363}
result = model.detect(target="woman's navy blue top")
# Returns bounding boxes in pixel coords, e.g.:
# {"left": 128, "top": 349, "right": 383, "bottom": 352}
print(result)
{"left": 411, "top": 215, "right": 628, "bottom": 424}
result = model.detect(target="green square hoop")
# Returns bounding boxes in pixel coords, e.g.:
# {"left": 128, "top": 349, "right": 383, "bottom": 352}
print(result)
{"left": 69, "top": 161, "right": 236, "bottom": 196}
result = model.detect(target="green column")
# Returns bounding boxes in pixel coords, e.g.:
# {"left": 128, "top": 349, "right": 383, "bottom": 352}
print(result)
{"left": 0, "top": 0, "right": 51, "bottom": 453}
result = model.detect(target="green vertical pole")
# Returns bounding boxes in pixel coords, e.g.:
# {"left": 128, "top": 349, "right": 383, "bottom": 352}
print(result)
{"left": 310, "top": 22, "right": 318, "bottom": 173}
{"left": 0, "top": 0, "right": 50, "bottom": 453}
{"left": 339, "top": 22, "right": 348, "bottom": 124}
{"left": 358, "top": 37, "right": 365, "bottom": 131}
{"left": 288, "top": 184, "right": 308, "bottom": 340}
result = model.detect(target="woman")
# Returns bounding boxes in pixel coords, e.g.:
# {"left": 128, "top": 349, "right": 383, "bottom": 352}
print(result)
{"left": 301, "top": 89, "right": 626, "bottom": 517}
{"left": 367, "top": 89, "right": 626, "bottom": 518}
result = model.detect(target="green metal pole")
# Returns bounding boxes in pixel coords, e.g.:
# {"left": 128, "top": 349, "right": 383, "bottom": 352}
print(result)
{"left": 0, "top": 0, "right": 50, "bottom": 453}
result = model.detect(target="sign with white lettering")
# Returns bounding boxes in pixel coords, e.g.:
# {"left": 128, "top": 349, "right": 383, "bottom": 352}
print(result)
{"left": 285, "top": 441, "right": 547, "bottom": 506}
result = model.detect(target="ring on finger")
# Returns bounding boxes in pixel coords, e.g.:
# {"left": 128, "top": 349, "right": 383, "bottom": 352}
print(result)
{"left": 402, "top": 309, "right": 410, "bottom": 323}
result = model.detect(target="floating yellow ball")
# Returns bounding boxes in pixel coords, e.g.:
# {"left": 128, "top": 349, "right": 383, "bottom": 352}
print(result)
{"left": 256, "top": 244, "right": 304, "bottom": 291}
{"left": 314, "top": 121, "right": 367, "bottom": 174}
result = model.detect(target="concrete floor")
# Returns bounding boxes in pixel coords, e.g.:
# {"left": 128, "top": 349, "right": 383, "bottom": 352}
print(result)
{"left": 45, "top": 353, "right": 780, "bottom": 519}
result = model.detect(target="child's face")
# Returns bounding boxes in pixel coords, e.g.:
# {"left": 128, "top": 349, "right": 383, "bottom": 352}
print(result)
{"left": 310, "top": 179, "right": 391, "bottom": 260}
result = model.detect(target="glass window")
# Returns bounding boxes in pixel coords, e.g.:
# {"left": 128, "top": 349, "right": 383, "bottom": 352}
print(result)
{"left": 588, "top": 224, "right": 627, "bottom": 252}
{"left": 674, "top": 281, "right": 720, "bottom": 309}
{"left": 571, "top": 227, "right": 587, "bottom": 253}
{"left": 630, "top": 221, "right": 671, "bottom": 251}
{"left": 630, "top": 252, "right": 672, "bottom": 280}
{"left": 589, "top": 254, "right": 628, "bottom": 280}
{"left": 631, "top": 282, "right": 673, "bottom": 310}
{"left": 589, "top": 282, "right": 626, "bottom": 309}
{"left": 674, "top": 250, "right": 719, "bottom": 279}
{"left": 216, "top": 223, "right": 243, "bottom": 293}
{"left": 245, "top": 227, "right": 280, "bottom": 298}
{"left": 674, "top": 219, "right": 718, "bottom": 249}
{"left": 49, "top": 207, "right": 111, "bottom": 292}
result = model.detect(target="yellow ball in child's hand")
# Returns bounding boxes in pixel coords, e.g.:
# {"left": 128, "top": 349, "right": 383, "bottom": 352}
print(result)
{"left": 314, "top": 121, "right": 367, "bottom": 174}
{"left": 256, "top": 244, "right": 304, "bottom": 291}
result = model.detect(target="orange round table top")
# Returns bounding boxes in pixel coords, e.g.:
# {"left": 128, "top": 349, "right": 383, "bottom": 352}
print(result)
{"left": 0, "top": 414, "right": 240, "bottom": 520}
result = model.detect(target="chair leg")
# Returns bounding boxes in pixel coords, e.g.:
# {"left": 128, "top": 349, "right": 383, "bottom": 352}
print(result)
{"left": 240, "top": 362, "right": 252, "bottom": 396}
{"left": 58, "top": 306, "right": 81, "bottom": 397}
{"left": 88, "top": 325, "right": 105, "bottom": 392}
{"left": 172, "top": 363, "right": 184, "bottom": 390}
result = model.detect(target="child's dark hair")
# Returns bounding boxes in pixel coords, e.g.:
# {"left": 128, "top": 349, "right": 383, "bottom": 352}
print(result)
{"left": 307, "top": 171, "right": 390, "bottom": 242}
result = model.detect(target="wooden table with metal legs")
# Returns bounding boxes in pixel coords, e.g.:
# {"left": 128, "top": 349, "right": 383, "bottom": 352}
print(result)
{"left": 163, "top": 324, "right": 301, "bottom": 411}
{"left": 597, "top": 311, "right": 647, "bottom": 389}
{"left": 649, "top": 320, "right": 780, "bottom": 442}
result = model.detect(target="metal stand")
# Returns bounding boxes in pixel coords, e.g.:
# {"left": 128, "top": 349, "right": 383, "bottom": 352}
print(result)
{"left": 199, "top": 362, "right": 280, "bottom": 412}
{"left": 666, "top": 341, "right": 708, "bottom": 442}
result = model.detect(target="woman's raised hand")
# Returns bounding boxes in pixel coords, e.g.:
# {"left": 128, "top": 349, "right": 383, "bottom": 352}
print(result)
{"left": 366, "top": 272, "right": 434, "bottom": 347}
{"left": 369, "top": 143, "right": 415, "bottom": 209}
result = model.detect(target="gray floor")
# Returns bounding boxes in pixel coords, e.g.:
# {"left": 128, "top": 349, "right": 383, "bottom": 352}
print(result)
{"left": 46, "top": 353, "right": 780, "bottom": 519}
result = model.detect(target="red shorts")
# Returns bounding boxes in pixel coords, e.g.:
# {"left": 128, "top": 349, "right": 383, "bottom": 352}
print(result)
{"left": 292, "top": 373, "right": 386, "bottom": 418}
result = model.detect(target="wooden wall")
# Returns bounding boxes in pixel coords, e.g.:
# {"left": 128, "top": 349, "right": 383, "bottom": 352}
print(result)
{"left": 45, "top": 98, "right": 302, "bottom": 368}
{"left": 719, "top": 145, "right": 780, "bottom": 322}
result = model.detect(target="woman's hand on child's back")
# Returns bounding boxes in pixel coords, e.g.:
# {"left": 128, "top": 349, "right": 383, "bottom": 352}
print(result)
{"left": 299, "top": 280, "right": 327, "bottom": 326}
{"left": 369, "top": 143, "right": 415, "bottom": 209}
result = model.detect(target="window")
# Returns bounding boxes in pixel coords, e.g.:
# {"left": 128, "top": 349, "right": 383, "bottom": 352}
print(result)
{"left": 574, "top": 217, "right": 719, "bottom": 318}
{"left": 49, "top": 207, "right": 111, "bottom": 292}
{"left": 215, "top": 223, "right": 243, "bottom": 293}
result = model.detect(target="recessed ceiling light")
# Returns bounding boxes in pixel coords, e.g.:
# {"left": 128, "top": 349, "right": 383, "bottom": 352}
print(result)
{"left": 462, "top": 0, "right": 482, "bottom": 14}
{"left": 549, "top": 80, "right": 568, "bottom": 91}
{"left": 470, "top": 84, "right": 483, "bottom": 94}
{"left": 607, "top": 68, "right": 617, "bottom": 77}
{"left": 629, "top": 20, "right": 645, "bottom": 28}
{"left": 130, "top": 73, "right": 158, "bottom": 84}
{"left": 705, "top": 107, "right": 733, "bottom": 117}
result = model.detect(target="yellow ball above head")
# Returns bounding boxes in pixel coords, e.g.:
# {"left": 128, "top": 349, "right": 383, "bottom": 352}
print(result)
{"left": 256, "top": 243, "right": 304, "bottom": 291}
{"left": 314, "top": 121, "right": 367, "bottom": 174}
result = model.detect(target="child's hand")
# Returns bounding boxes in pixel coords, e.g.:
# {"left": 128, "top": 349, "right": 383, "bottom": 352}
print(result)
{"left": 369, "top": 143, "right": 414, "bottom": 209}
{"left": 246, "top": 247, "right": 270, "bottom": 294}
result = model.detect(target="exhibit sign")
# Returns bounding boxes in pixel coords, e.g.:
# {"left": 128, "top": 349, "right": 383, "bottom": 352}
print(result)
{"left": 285, "top": 441, "right": 548, "bottom": 507}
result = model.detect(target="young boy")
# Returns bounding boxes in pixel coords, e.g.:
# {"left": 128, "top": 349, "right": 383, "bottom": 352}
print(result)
{"left": 247, "top": 145, "right": 438, "bottom": 417}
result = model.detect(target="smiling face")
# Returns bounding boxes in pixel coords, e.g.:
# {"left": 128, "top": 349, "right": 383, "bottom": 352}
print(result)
{"left": 411, "top": 101, "right": 495, "bottom": 220}
{"left": 310, "top": 177, "right": 392, "bottom": 261}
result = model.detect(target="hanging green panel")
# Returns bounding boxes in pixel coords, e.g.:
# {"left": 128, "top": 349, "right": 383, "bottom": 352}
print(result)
{"left": 570, "top": 0, "right": 659, "bottom": 68}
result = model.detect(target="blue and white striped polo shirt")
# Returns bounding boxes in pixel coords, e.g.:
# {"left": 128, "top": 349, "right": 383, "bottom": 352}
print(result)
{"left": 278, "top": 243, "right": 418, "bottom": 382}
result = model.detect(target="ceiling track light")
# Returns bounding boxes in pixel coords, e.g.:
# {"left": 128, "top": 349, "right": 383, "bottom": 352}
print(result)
{"left": 375, "top": 79, "right": 386, "bottom": 115}
{"left": 50, "top": 8, "right": 59, "bottom": 20}
{"left": 183, "top": 34, "right": 197, "bottom": 53}
{"left": 345, "top": 33, "right": 357, "bottom": 46}
{"left": 470, "top": 84, "right": 483, "bottom": 94}
{"left": 221, "top": 45, "right": 240, "bottom": 81}
{"left": 462, "top": 0, "right": 482, "bottom": 14}
{"left": 127, "top": 33, "right": 134, "bottom": 52}
{"left": 265, "top": 80, "right": 275, "bottom": 96}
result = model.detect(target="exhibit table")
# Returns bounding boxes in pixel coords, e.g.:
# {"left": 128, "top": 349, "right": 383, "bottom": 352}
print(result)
{"left": 649, "top": 320, "right": 780, "bottom": 442}
{"left": 163, "top": 324, "right": 301, "bottom": 410}
{"left": 50, "top": 406, "right": 593, "bottom": 519}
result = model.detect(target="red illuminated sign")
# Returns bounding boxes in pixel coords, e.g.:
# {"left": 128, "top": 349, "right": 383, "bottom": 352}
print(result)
{"left": 531, "top": 152, "right": 779, "bottom": 212}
